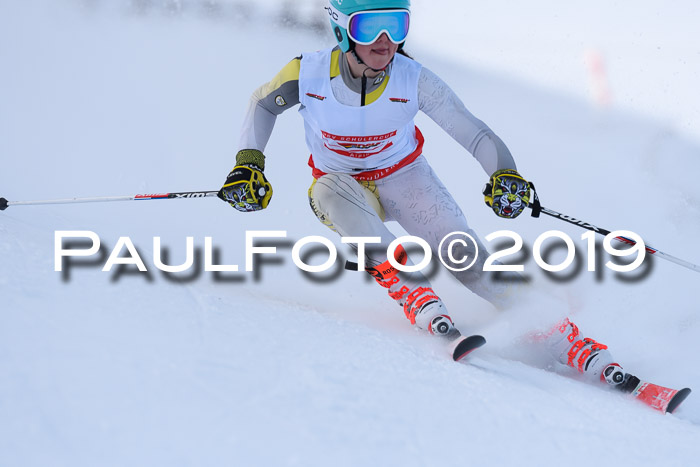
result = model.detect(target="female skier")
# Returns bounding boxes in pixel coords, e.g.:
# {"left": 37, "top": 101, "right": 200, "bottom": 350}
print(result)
{"left": 217, "top": 0, "right": 681, "bottom": 406}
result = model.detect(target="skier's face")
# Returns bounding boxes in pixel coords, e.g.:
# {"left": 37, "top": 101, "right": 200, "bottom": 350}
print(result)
{"left": 354, "top": 33, "right": 398, "bottom": 72}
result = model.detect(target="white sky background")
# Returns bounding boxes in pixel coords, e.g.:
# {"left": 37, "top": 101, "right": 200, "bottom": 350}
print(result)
{"left": 411, "top": 0, "right": 700, "bottom": 143}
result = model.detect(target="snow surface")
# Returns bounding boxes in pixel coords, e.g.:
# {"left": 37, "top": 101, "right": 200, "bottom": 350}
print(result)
{"left": 1, "top": 1, "right": 699, "bottom": 466}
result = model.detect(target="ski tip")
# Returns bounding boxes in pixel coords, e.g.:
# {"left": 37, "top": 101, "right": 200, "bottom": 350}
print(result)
{"left": 666, "top": 387, "right": 692, "bottom": 414}
{"left": 452, "top": 334, "right": 486, "bottom": 362}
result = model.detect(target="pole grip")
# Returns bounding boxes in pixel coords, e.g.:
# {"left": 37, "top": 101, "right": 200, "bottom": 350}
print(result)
{"left": 0, "top": 197, "right": 8, "bottom": 211}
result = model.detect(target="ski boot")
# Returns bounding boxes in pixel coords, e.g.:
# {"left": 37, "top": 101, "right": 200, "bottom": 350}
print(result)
{"left": 543, "top": 318, "right": 614, "bottom": 380}
{"left": 369, "top": 249, "right": 486, "bottom": 360}
{"left": 541, "top": 319, "right": 691, "bottom": 413}
{"left": 382, "top": 277, "right": 486, "bottom": 360}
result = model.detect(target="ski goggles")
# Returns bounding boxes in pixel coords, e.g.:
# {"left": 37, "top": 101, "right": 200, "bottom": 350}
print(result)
{"left": 327, "top": 4, "right": 411, "bottom": 45}
{"left": 348, "top": 9, "right": 410, "bottom": 45}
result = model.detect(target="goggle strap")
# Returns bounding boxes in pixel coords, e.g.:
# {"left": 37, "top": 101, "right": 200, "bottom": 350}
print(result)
{"left": 324, "top": 5, "right": 349, "bottom": 29}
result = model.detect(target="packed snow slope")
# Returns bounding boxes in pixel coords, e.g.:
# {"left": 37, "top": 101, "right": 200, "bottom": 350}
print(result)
{"left": 1, "top": 2, "right": 700, "bottom": 466}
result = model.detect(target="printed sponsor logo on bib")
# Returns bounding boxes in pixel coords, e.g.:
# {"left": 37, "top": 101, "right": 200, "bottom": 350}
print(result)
{"left": 321, "top": 130, "right": 397, "bottom": 159}
{"left": 306, "top": 93, "right": 326, "bottom": 101}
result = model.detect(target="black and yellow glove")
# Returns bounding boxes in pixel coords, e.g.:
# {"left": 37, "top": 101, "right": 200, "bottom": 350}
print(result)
{"left": 218, "top": 149, "right": 273, "bottom": 212}
{"left": 483, "top": 168, "right": 530, "bottom": 219}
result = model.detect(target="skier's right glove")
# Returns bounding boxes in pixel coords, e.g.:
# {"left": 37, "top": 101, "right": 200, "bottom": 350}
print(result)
{"left": 217, "top": 149, "right": 273, "bottom": 212}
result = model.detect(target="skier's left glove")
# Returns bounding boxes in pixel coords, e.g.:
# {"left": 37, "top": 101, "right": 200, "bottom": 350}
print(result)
{"left": 483, "top": 168, "right": 530, "bottom": 219}
{"left": 218, "top": 149, "right": 273, "bottom": 212}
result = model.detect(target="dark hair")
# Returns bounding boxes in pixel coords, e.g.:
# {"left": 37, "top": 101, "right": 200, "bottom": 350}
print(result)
{"left": 398, "top": 48, "right": 414, "bottom": 60}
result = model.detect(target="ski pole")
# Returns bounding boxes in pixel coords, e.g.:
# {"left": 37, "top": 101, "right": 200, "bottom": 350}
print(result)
{"left": 0, "top": 190, "right": 219, "bottom": 211}
{"left": 527, "top": 185, "right": 700, "bottom": 274}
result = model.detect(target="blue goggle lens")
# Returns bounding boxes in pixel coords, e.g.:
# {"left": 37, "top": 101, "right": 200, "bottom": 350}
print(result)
{"left": 348, "top": 10, "right": 410, "bottom": 45}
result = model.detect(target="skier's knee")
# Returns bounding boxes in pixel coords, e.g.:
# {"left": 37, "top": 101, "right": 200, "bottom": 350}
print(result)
{"left": 308, "top": 174, "right": 384, "bottom": 232}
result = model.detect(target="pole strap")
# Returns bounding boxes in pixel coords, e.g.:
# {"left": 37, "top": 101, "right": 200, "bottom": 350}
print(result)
{"left": 528, "top": 182, "right": 542, "bottom": 218}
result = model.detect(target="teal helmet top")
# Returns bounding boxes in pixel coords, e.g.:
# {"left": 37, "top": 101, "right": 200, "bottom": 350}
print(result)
{"left": 326, "top": 0, "right": 411, "bottom": 53}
